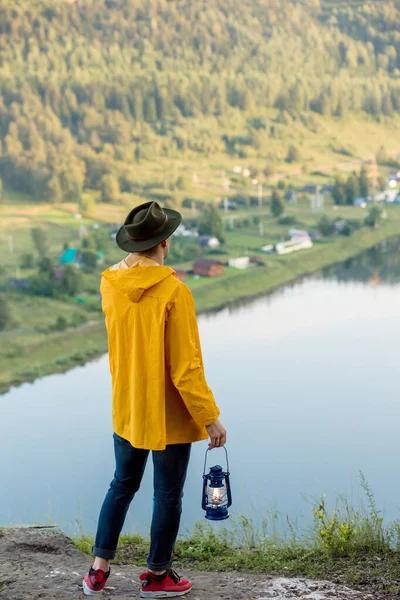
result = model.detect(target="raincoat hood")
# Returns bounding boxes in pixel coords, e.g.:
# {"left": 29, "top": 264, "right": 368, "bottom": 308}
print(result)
{"left": 102, "top": 265, "right": 175, "bottom": 303}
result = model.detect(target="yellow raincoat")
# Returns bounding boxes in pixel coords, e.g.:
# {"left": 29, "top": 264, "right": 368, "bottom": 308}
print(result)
{"left": 101, "top": 257, "right": 220, "bottom": 450}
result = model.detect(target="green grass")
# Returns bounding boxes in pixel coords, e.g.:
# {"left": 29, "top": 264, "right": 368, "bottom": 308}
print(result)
{"left": 72, "top": 476, "right": 400, "bottom": 597}
{"left": 0, "top": 321, "right": 107, "bottom": 393}
{"left": 189, "top": 212, "right": 400, "bottom": 313}
{"left": 3, "top": 201, "right": 400, "bottom": 394}
{"left": 2, "top": 175, "right": 400, "bottom": 394}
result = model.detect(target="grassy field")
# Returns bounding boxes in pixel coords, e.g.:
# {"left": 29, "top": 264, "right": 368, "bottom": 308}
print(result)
{"left": 1, "top": 120, "right": 400, "bottom": 394}
{"left": 2, "top": 203, "right": 400, "bottom": 393}
{"left": 53, "top": 112, "right": 400, "bottom": 223}
{"left": 72, "top": 476, "right": 400, "bottom": 599}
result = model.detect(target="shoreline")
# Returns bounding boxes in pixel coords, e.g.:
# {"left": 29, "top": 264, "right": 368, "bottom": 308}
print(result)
{"left": 2, "top": 221, "right": 400, "bottom": 395}
{"left": 2, "top": 525, "right": 390, "bottom": 600}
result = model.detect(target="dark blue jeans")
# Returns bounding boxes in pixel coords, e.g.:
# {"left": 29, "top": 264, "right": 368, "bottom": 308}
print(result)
{"left": 93, "top": 433, "right": 191, "bottom": 570}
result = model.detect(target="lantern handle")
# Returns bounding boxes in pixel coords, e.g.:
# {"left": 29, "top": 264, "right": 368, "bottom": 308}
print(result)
{"left": 203, "top": 446, "right": 230, "bottom": 476}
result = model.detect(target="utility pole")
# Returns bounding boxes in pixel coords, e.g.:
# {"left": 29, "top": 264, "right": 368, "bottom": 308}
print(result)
{"left": 258, "top": 183, "right": 263, "bottom": 208}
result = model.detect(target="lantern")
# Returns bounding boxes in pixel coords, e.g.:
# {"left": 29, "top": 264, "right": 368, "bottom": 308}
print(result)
{"left": 202, "top": 447, "right": 232, "bottom": 521}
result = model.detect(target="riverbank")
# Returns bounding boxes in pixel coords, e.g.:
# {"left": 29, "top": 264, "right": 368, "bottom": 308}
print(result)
{"left": 2, "top": 215, "right": 400, "bottom": 395}
{"left": 67, "top": 477, "right": 400, "bottom": 599}
{"left": 2, "top": 479, "right": 400, "bottom": 600}
{"left": 0, "top": 525, "right": 377, "bottom": 600}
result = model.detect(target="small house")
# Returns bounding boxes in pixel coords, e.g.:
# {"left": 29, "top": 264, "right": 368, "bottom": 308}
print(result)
{"left": 289, "top": 229, "right": 309, "bottom": 240}
{"left": 261, "top": 244, "right": 274, "bottom": 253}
{"left": 60, "top": 248, "right": 79, "bottom": 264}
{"left": 354, "top": 198, "right": 367, "bottom": 208}
{"left": 193, "top": 259, "right": 224, "bottom": 277}
{"left": 276, "top": 238, "right": 313, "bottom": 255}
{"left": 228, "top": 256, "right": 250, "bottom": 270}
{"left": 9, "top": 278, "right": 30, "bottom": 290}
{"left": 285, "top": 190, "right": 298, "bottom": 204}
{"left": 302, "top": 185, "right": 317, "bottom": 194}
{"left": 175, "top": 224, "right": 197, "bottom": 238}
{"left": 322, "top": 184, "right": 334, "bottom": 195}
{"left": 198, "top": 235, "right": 220, "bottom": 249}
{"left": 373, "top": 190, "right": 399, "bottom": 203}
{"left": 334, "top": 220, "right": 347, "bottom": 233}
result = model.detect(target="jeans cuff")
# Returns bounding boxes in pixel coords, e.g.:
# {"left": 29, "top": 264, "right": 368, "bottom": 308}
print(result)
{"left": 92, "top": 545, "right": 116, "bottom": 560}
{"left": 147, "top": 559, "right": 172, "bottom": 571}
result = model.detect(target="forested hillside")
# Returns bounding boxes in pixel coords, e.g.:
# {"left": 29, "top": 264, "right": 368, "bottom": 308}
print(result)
{"left": 0, "top": 0, "right": 400, "bottom": 203}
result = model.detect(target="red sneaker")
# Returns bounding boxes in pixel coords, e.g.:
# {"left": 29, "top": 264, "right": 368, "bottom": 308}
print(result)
{"left": 140, "top": 569, "right": 192, "bottom": 598}
{"left": 82, "top": 567, "right": 110, "bottom": 596}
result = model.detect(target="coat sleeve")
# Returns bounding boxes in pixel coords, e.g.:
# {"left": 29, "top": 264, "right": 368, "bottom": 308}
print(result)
{"left": 165, "top": 284, "right": 220, "bottom": 427}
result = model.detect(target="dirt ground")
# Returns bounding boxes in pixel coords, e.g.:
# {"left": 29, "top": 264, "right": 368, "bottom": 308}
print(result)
{"left": 0, "top": 526, "right": 376, "bottom": 600}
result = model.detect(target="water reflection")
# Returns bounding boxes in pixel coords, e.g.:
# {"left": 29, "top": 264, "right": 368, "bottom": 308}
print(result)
{"left": 322, "top": 239, "right": 400, "bottom": 286}
{"left": 223, "top": 238, "right": 400, "bottom": 318}
{"left": 2, "top": 241, "right": 400, "bottom": 535}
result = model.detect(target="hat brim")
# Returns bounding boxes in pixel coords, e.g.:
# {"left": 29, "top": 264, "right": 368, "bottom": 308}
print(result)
{"left": 116, "top": 209, "right": 182, "bottom": 253}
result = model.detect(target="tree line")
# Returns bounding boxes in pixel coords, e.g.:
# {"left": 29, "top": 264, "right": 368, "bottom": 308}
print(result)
{"left": 1, "top": 0, "right": 400, "bottom": 201}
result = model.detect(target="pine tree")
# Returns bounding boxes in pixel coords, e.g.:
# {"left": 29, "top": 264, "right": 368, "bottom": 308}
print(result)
{"left": 358, "top": 166, "right": 369, "bottom": 199}
{"left": 198, "top": 205, "right": 225, "bottom": 242}
{"left": 100, "top": 173, "right": 120, "bottom": 203}
{"left": 331, "top": 176, "right": 346, "bottom": 205}
{"left": 31, "top": 227, "right": 48, "bottom": 257}
{"left": 47, "top": 175, "right": 63, "bottom": 203}
{"left": 271, "top": 189, "right": 285, "bottom": 217}
{"left": 344, "top": 172, "right": 359, "bottom": 205}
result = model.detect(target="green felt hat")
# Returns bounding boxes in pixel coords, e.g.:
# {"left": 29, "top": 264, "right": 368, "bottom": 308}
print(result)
{"left": 116, "top": 201, "right": 182, "bottom": 253}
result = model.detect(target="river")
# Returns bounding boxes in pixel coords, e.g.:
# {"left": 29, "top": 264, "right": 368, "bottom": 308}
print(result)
{"left": 2, "top": 241, "right": 400, "bottom": 538}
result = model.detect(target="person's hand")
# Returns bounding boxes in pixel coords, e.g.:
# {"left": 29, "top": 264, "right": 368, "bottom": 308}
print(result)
{"left": 206, "top": 419, "right": 227, "bottom": 450}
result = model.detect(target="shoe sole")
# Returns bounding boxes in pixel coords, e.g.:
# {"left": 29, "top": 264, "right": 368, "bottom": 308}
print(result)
{"left": 82, "top": 579, "right": 104, "bottom": 596}
{"left": 140, "top": 588, "right": 192, "bottom": 598}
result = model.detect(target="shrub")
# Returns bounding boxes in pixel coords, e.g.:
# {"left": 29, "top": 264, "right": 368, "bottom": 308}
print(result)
{"left": 286, "top": 145, "right": 301, "bottom": 163}
{"left": 31, "top": 227, "right": 48, "bottom": 257}
{"left": 278, "top": 215, "right": 298, "bottom": 225}
{"left": 20, "top": 253, "right": 35, "bottom": 269}
{"left": 318, "top": 215, "right": 335, "bottom": 236}
{"left": 365, "top": 206, "right": 383, "bottom": 228}
{"left": 81, "top": 250, "right": 98, "bottom": 272}
{"left": 54, "top": 315, "right": 68, "bottom": 331}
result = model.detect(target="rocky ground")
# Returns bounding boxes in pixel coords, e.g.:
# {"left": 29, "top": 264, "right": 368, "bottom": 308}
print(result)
{"left": 0, "top": 526, "right": 378, "bottom": 600}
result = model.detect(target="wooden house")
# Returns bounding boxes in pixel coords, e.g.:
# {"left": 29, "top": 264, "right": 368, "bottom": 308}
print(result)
{"left": 193, "top": 259, "right": 224, "bottom": 277}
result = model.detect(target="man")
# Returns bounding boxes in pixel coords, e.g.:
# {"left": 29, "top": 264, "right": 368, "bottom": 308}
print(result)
{"left": 83, "top": 201, "right": 226, "bottom": 598}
